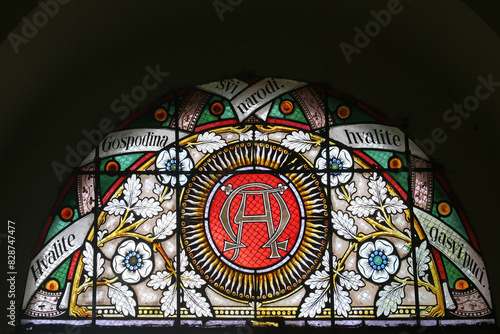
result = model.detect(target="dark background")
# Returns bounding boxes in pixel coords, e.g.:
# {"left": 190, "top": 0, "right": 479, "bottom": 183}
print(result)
{"left": 1, "top": 1, "right": 500, "bottom": 333}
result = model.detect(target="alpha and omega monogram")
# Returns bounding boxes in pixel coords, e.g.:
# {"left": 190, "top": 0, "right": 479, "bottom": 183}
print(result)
{"left": 219, "top": 183, "right": 291, "bottom": 261}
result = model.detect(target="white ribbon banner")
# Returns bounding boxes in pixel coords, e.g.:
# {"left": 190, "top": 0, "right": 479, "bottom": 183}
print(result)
{"left": 23, "top": 213, "right": 94, "bottom": 308}
{"left": 330, "top": 124, "right": 429, "bottom": 161}
{"left": 414, "top": 208, "right": 491, "bottom": 307}
{"left": 229, "top": 78, "right": 307, "bottom": 122}
{"left": 197, "top": 78, "right": 249, "bottom": 100}
{"left": 80, "top": 128, "right": 189, "bottom": 166}
{"left": 199, "top": 77, "right": 307, "bottom": 122}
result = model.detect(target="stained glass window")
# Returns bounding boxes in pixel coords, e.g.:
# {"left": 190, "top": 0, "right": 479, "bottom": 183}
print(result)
{"left": 21, "top": 77, "right": 494, "bottom": 330}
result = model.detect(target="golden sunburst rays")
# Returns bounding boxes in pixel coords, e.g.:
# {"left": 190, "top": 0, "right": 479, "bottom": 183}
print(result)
{"left": 196, "top": 143, "right": 253, "bottom": 172}
{"left": 182, "top": 173, "right": 218, "bottom": 219}
{"left": 254, "top": 143, "right": 293, "bottom": 169}
{"left": 180, "top": 139, "right": 328, "bottom": 303}
{"left": 286, "top": 172, "right": 328, "bottom": 219}
{"left": 193, "top": 141, "right": 297, "bottom": 172}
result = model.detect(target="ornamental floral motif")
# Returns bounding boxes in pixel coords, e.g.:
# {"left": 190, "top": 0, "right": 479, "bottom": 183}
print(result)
{"left": 73, "top": 171, "right": 215, "bottom": 318}
{"left": 156, "top": 147, "right": 194, "bottom": 186}
{"left": 315, "top": 146, "right": 353, "bottom": 186}
{"left": 299, "top": 252, "right": 365, "bottom": 318}
{"left": 112, "top": 239, "right": 154, "bottom": 284}
{"left": 300, "top": 172, "right": 441, "bottom": 318}
{"left": 148, "top": 251, "right": 213, "bottom": 317}
{"left": 357, "top": 239, "right": 399, "bottom": 284}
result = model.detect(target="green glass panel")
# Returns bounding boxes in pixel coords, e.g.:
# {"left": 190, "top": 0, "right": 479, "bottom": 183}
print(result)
{"left": 50, "top": 257, "right": 71, "bottom": 289}
{"left": 44, "top": 215, "right": 72, "bottom": 244}
{"left": 268, "top": 95, "right": 308, "bottom": 124}
{"left": 196, "top": 99, "right": 236, "bottom": 126}
{"left": 160, "top": 101, "right": 177, "bottom": 127}
{"left": 362, "top": 148, "right": 406, "bottom": 165}
{"left": 100, "top": 153, "right": 144, "bottom": 171}
{"left": 363, "top": 150, "right": 393, "bottom": 167}
{"left": 394, "top": 152, "right": 407, "bottom": 166}
{"left": 328, "top": 97, "right": 376, "bottom": 124}
{"left": 432, "top": 180, "right": 470, "bottom": 241}
{"left": 388, "top": 171, "right": 409, "bottom": 193}
{"left": 441, "top": 256, "right": 465, "bottom": 287}
{"left": 116, "top": 153, "right": 144, "bottom": 168}
{"left": 100, "top": 174, "right": 119, "bottom": 195}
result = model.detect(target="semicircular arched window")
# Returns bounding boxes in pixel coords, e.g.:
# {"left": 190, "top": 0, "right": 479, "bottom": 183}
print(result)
{"left": 21, "top": 77, "right": 494, "bottom": 330}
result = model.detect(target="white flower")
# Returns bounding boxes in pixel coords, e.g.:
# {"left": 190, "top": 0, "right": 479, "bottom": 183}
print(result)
{"left": 156, "top": 147, "right": 194, "bottom": 186}
{"left": 357, "top": 239, "right": 399, "bottom": 284}
{"left": 112, "top": 240, "right": 154, "bottom": 284}
{"left": 315, "top": 146, "right": 353, "bottom": 186}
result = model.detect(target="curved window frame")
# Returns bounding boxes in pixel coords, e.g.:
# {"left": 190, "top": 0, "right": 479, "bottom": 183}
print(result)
{"left": 20, "top": 77, "right": 495, "bottom": 331}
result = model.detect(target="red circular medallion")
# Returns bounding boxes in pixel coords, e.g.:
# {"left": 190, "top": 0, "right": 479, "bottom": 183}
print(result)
{"left": 208, "top": 173, "right": 302, "bottom": 270}
{"left": 181, "top": 141, "right": 328, "bottom": 301}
